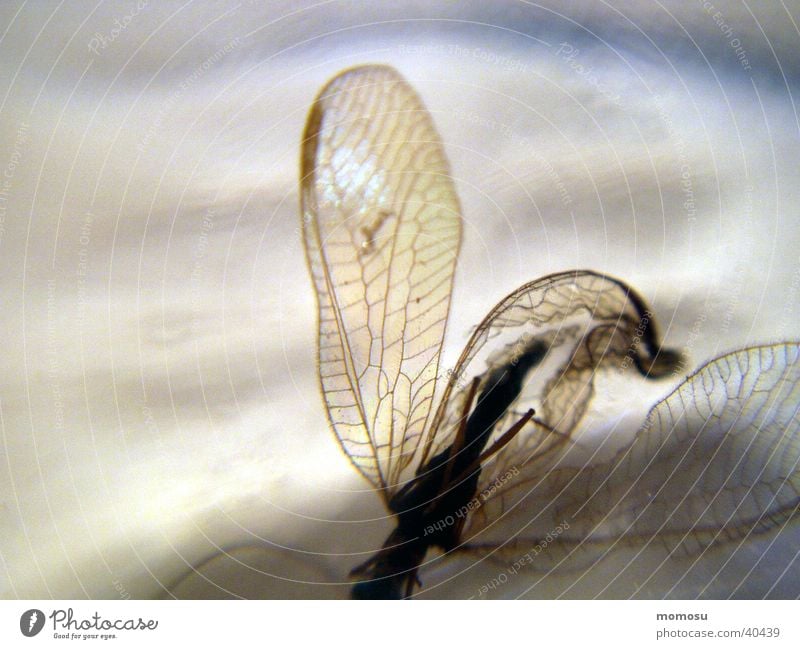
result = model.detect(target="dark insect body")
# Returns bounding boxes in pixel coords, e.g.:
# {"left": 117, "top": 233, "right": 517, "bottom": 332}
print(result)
{"left": 351, "top": 344, "right": 547, "bottom": 598}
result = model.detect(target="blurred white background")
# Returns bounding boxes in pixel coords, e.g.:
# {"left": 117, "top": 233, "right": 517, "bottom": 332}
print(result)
{"left": 1, "top": 0, "right": 799, "bottom": 599}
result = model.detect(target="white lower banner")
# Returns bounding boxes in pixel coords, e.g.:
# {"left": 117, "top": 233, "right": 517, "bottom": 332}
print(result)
{"left": 0, "top": 600, "right": 796, "bottom": 647}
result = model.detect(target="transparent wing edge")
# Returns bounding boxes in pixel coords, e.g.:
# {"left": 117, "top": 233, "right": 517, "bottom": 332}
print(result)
{"left": 301, "top": 65, "right": 462, "bottom": 499}
{"left": 456, "top": 342, "right": 800, "bottom": 571}
{"left": 416, "top": 269, "right": 679, "bottom": 476}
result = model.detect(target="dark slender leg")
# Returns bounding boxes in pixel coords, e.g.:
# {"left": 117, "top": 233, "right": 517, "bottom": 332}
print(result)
{"left": 390, "top": 378, "right": 481, "bottom": 513}
{"left": 439, "top": 377, "right": 481, "bottom": 494}
{"left": 447, "top": 408, "right": 536, "bottom": 487}
{"left": 404, "top": 568, "right": 421, "bottom": 599}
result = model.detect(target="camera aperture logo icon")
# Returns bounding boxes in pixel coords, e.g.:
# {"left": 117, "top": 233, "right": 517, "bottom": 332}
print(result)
{"left": 20, "top": 609, "right": 45, "bottom": 637}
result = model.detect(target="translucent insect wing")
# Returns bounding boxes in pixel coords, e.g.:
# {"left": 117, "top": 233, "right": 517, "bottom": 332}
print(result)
{"left": 419, "top": 270, "right": 677, "bottom": 477}
{"left": 301, "top": 66, "right": 462, "bottom": 498}
{"left": 459, "top": 343, "right": 800, "bottom": 567}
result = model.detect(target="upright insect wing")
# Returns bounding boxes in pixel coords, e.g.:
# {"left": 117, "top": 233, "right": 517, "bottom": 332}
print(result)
{"left": 301, "top": 65, "right": 462, "bottom": 502}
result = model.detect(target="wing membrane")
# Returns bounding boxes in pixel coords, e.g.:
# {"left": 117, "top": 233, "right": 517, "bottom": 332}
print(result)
{"left": 460, "top": 343, "right": 800, "bottom": 569}
{"left": 418, "top": 270, "right": 679, "bottom": 478}
{"left": 301, "top": 65, "right": 462, "bottom": 499}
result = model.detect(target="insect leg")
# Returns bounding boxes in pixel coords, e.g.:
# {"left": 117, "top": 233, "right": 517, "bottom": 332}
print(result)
{"left": 446, "top": 408, "right": 536, "bottom": 488}
{"left": 439, "top": 376, "right": 481, "bottom": 491}
{"left": 389, "top": 377, "right": 481, "bottom": 514}
{"left": 476, "top": 408, "right": 536, "bottom": 468}
{"left": 404, "top": 568, "right": 422, "bottom": 599}
{"left": 418, "top": 377, "right": 482, "bottom": 517}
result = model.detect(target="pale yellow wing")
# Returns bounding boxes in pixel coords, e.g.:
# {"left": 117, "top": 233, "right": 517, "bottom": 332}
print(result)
{"left": 301, "top": 65, "right": 462, "bottom": 500}
{"left": 460, "top": 343, "right": 800, "bottom": 570}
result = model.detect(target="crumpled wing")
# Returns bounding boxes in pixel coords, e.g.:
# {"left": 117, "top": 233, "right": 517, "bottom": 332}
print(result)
{"left": 460, "top": 343, "right": 800, "bottom": 570}
{"left": 301, "top": 65, "right": 462, "bottom": 500}
{"left": 418, "top": 270, "right": 679, "bottom": 478}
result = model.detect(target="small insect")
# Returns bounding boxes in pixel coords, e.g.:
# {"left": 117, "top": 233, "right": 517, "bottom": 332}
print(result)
{"left": 300, "top": 65, "right": 800, "bottom": 598}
